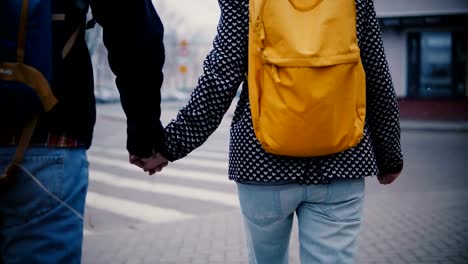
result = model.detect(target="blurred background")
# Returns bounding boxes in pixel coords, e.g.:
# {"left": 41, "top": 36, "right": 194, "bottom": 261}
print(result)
{"left": 86, "top": 0, "right": 468, "bottom": 121}
{"left": 86, "top": 0, "right": 220, "bottom": 103}
{"left": 82, "top": 1, "right": 468, "bottom": 263}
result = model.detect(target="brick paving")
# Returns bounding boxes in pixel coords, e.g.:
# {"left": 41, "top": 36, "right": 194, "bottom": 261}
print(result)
{"left": 82, "top": 186, "right": 468, "bottom": 264}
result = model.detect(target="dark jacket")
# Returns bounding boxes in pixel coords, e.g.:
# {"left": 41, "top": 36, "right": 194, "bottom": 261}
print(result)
{"left": 29, "top": 0, "right": 165, "bottom": 157}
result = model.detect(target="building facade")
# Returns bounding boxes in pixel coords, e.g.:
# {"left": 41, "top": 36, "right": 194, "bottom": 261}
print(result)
{"left": 375, "top": 0, "right": 468, "bottom": 99}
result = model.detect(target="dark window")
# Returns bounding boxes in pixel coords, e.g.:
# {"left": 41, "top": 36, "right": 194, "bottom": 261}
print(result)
{"left": 420, "top": 32, "right": 452, "bottom": 97}
{"left": 407, "top": 31, "right": 466, "bottom": 98}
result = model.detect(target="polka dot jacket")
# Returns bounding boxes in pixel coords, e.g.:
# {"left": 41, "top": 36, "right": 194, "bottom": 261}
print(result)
{"left": 161, "top": 0, "right": 404, "bottom": 184}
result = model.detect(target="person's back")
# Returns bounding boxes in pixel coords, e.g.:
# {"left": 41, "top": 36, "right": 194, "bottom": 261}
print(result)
{"left": 142, "top": 0, "right": 404, "bottom": 263}
{"left": 0, "top": 0, "right": 166, "bottom": 262}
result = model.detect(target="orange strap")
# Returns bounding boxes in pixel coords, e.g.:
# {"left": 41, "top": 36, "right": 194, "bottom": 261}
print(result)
{"left": 0, "top": 62, "right": 58, "bottom": 112}
{"left": 17, "top": 0, "right": 29, "bottom": 63}
{"left": 0, "top": 116, "right": 38, "bottom": 185}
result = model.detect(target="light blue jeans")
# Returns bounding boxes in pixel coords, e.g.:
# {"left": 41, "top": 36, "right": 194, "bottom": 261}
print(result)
{"left": 0, "top": 147, "right": 88, "bottom": 264}
{"left": 237, "top": 178, "right": 365, "bottom": 264}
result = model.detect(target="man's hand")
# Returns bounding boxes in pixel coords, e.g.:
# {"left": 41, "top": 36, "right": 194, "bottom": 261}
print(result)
{"left": 129, "top": 153, "right": 169, "bottom": 175}
{"left": 129, "top": 154, "right": 145, "bottom": 168}
{"left": 377, "top": 172, "right": 401, "bottom": 185}
{"left": 142, "top": 153, "right": 169, "bottom": 175}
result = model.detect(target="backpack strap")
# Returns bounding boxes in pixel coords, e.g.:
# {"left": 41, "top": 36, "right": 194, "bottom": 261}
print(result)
{"left": 287, "top": 0, "right": 324, "bottom": 11}
{"left": 63, "top": 25, "right": 82, "bottom": 59}
{"left": 0, "top": 0, "right": 57, "bottom": 187}
{"left": 255, "top": 0, "right": 267, "bottom": 46}
{"left": 0, "top": 0, "right": 58, "bottom": 110}
{"left": 0, "top": 116, "right": 38, "bottom": 186}
{"left": 16, "top": 0, "right": 29, "bottom": 63}
{"left": 0, "top": 1, "right": 87, "bottom": 186}
{"left": 52, "top": 13, "right": 83, "bottom": 59}
{"left": 0, "top": 62, "right": 58, "bottom": 112}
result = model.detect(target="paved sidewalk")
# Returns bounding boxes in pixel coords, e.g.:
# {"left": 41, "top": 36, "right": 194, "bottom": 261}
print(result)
{"left": 82, "top": 187, "right": 468, "bottom": 264}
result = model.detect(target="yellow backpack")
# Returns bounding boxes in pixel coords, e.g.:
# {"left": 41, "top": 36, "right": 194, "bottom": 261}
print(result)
{"left": 248, "top": 0, "right": 366, "bottom": 157}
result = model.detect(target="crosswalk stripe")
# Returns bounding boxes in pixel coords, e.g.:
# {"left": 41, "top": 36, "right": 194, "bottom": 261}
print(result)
{"left": 91, "top": 149, "right": 229, "bottom": 170}
{"left": 90, "top": 170, "right": 239, "bottom": 207}
{"left": 86, "top": 191, "right": 193, "bottom": 224}
{"left": 88, "top": 154, "right": 229, "bottom": 184}
{"left": 172, "top": 157, "right": 228, "bottom": 170}
{"left": 90, "top": 146, "right": 228, "bottom": 162}
{"left": 188, "top": 150, "right": 228, "bottom": 160}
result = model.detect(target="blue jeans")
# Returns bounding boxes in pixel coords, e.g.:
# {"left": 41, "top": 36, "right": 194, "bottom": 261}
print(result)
{"left": 0, "top": 147, "right": 88, "bottom": 264}
{"left": 237, "top": 178, "right": 365, "bottom": 264}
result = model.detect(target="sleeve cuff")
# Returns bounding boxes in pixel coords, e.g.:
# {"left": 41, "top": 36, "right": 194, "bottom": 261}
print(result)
{"left": 378, "top": 161, "right": 403, "bottom": 176}
{"left": 158, "top": 146, "right": 177, "bottom": 162}
{"left": 126, "top": 122, "right": 165, "bottom": 158}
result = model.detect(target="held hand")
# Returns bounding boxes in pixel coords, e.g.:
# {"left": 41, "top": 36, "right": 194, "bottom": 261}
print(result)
{"left": 377, "top": 172, "right": 401, "bottom": 185}
{"left": 141, "top": 153, "right": 169, "bottom": 175}
{"left": 129, "top": 154, "right": 145, "bottom": 168}
{"left": 129, "top": 153, "right": 169, "bottom": 175}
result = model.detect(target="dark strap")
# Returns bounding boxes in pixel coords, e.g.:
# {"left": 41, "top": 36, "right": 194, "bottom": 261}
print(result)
{"left": 0, "top": 116, "right": 38, "bottom": 185}
{"left": 63, "top": 25, "right": 82, "bottom": 59}
{"left": 52, "top": 13, "right": 82, "bottom": 59}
